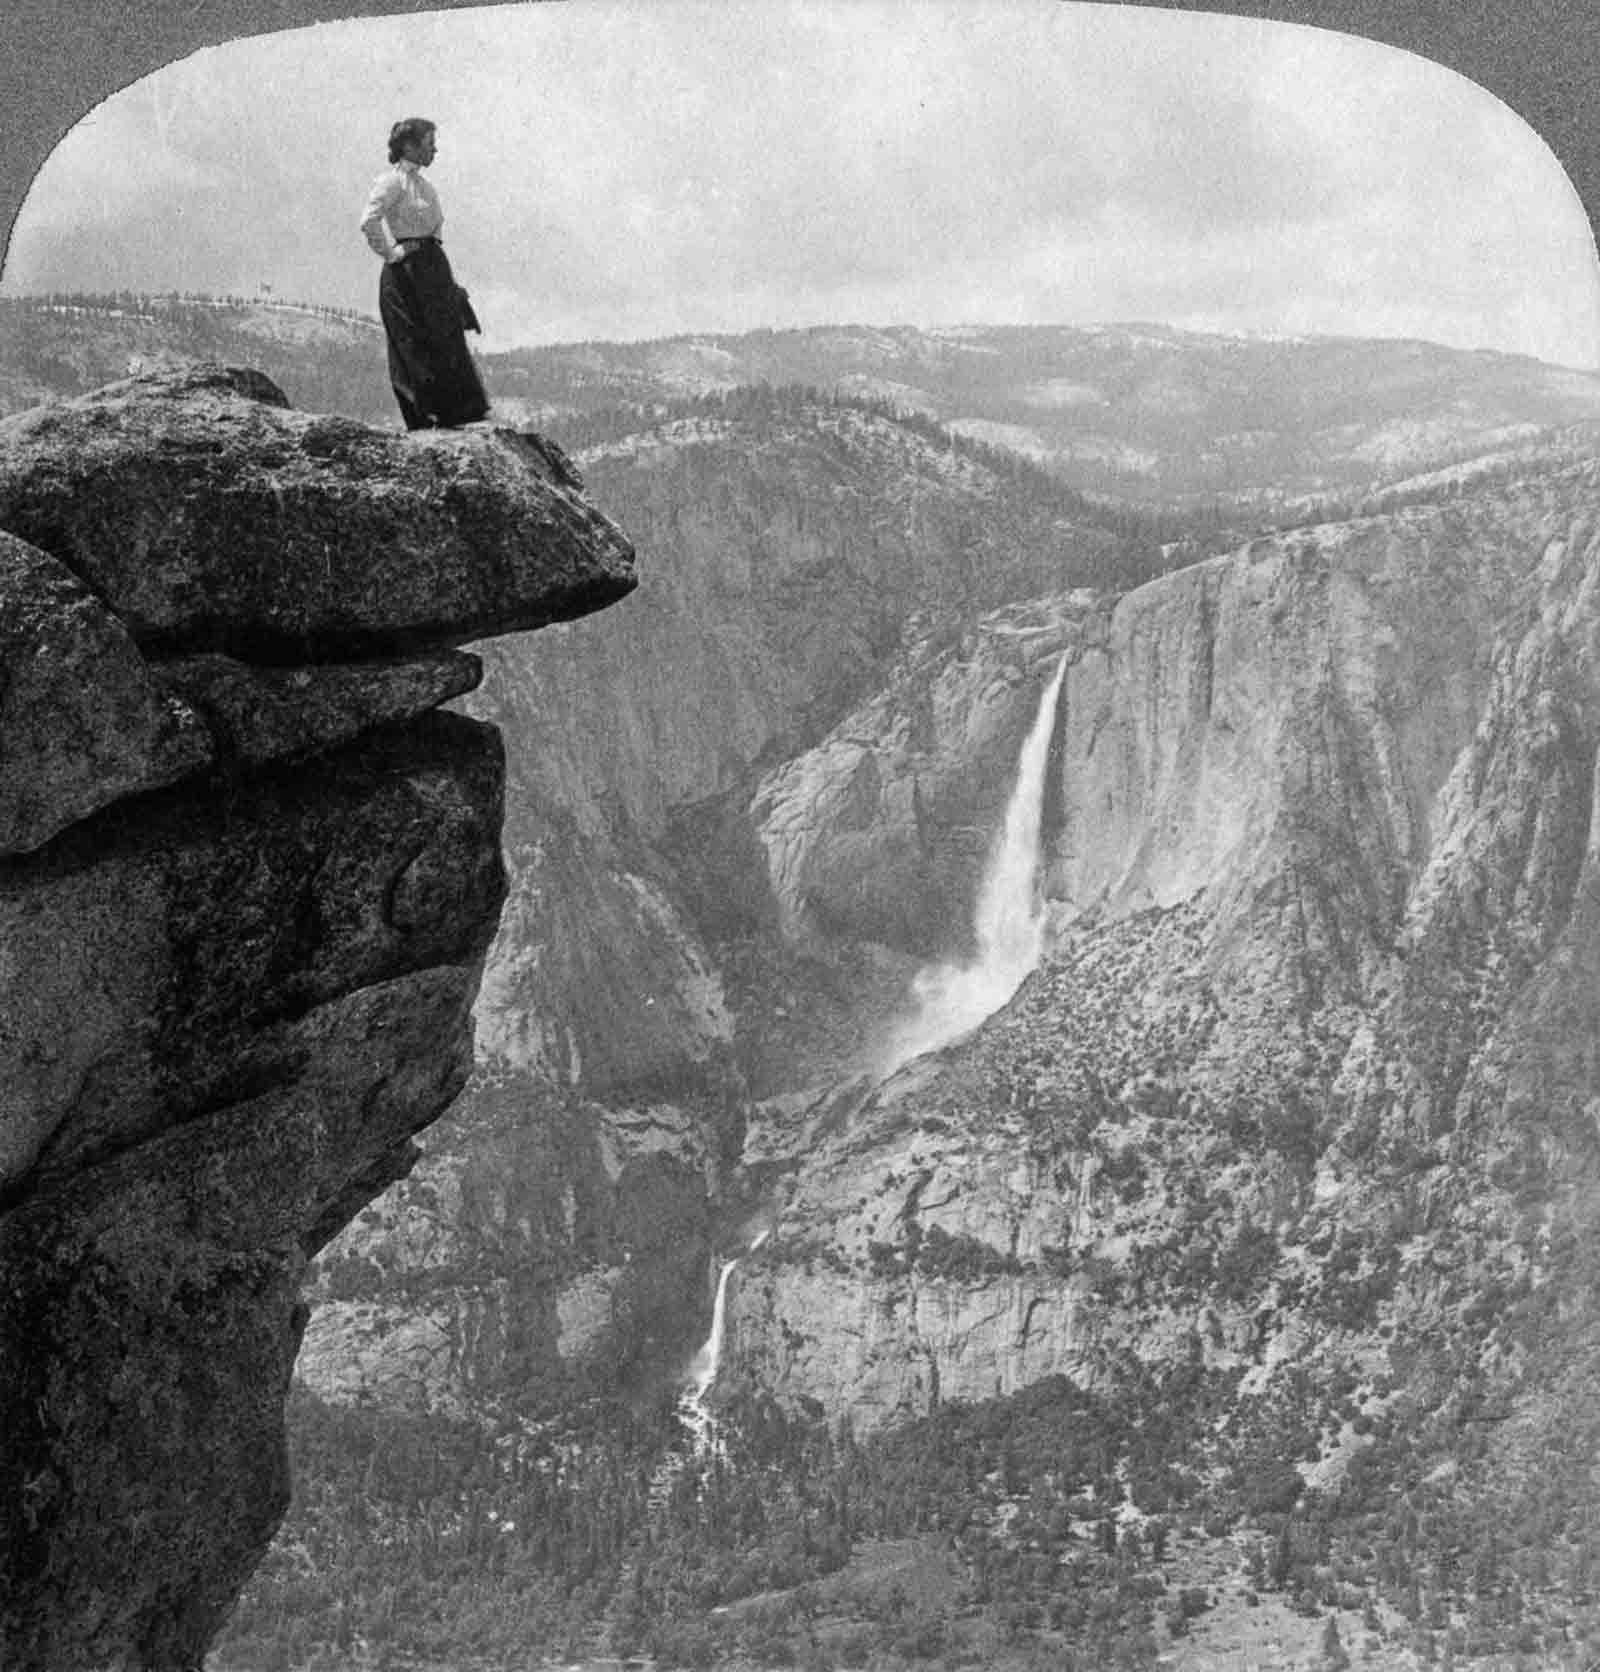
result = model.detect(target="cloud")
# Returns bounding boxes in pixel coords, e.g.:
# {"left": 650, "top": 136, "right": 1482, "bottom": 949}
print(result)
{"left": 5, "top": 0, "right": 1597, "bottom": 365}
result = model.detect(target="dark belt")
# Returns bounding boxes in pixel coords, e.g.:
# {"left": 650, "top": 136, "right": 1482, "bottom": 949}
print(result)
{"left": 395, "top": 236, "right": 440, "bottom": 253}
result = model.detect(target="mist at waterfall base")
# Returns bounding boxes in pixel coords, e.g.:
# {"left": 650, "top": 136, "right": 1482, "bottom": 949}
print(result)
{"left": 879, "top": 657, "right": 1068, "bottom": 1077}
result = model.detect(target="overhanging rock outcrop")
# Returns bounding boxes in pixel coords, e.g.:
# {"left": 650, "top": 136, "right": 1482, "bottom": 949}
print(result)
{"left": 0, "top": 365, "right": 635, "bottom": 1669}
{"left": 0, "top": 363, "right": 628, "bottom": 662}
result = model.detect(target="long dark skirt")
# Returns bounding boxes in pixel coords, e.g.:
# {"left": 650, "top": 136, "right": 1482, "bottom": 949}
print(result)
{"left": 378, "top": 240, "right": 490, "bottom": 430}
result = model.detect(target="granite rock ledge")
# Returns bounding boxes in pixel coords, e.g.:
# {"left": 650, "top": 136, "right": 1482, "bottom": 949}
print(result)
{"left": 0, "top": 365, "right": 637, "bottom": 1670}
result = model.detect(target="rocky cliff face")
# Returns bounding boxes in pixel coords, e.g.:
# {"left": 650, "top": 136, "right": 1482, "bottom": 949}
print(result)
{"left": 294, "top": 1066, "right": 724, "bottom": 1417}
{"left": 291, "top": 389, "right": 1600, "bottom": 1491}
{"left": 0, "top": 365, "right": 634, "bottom": 1670}
{"left": 748, "top": 475, "right": 1546, "bottom": 985}
{"left": 725, "top": 454, "right": 1600, "bottom": 1482}
{"left": 468, "top": 397, "right": 1126, "bottom": 1088}
{"left": 288, "top": 397, "right": 1134, "bottom": 1421}
{"left": 750, "top": 594, "right": 1103, "bottom": 964}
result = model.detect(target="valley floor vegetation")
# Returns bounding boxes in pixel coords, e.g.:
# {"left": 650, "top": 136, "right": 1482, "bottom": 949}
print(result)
{"left": 215, "top": 1348, "right": 1600, "bottom": 1672}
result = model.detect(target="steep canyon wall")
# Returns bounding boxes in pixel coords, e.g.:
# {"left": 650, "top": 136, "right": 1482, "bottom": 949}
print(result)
{"left": 298, "top": 417, "right": 1600, "bottom": 1472}
{"left": 727, "top": 458, "right": 1600, "bottom": 1462}
{"left": 290, "top": 402, "right": 1126, "bottom": 1420}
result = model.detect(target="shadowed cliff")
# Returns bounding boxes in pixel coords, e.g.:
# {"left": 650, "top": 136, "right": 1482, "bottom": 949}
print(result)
{"left": 0, "top": 365, "right": 634, "bottom": 1669}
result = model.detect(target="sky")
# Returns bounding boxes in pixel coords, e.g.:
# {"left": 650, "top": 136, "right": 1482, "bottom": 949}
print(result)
{"left": 5, "top": 0, "right": 1599, "bottom": 367}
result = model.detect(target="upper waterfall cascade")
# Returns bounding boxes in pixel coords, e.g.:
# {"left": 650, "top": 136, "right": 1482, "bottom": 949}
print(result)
{"left": 882, "top": 654, "right": 1068, "bottom": 1073}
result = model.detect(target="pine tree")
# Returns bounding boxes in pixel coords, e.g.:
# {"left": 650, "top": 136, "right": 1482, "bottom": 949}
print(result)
{"left": 1320, "top": 1614, "right": 1351, "bottom": 1670}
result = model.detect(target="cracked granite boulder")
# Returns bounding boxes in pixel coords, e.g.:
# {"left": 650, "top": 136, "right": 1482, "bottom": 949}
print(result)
{"left": 0, "top": 365, "right": 635, "bottom": 1670}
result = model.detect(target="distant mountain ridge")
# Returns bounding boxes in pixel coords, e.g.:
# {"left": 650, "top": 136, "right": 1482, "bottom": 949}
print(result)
{"left": 6, "top": 295, "right": 1600, "bottom": 515}
{"left": 489, "top": 320, "right": 1600, "bottom": 509}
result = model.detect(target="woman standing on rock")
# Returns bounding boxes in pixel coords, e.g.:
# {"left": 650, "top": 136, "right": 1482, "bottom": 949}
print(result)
{"left": 360, "top": 117, "right": 491, "bottom": 431}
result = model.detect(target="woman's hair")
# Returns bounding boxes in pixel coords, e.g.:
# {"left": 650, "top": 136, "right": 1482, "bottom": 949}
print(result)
{"left": 387, "top": 118, "right": 436, "bottom": 164}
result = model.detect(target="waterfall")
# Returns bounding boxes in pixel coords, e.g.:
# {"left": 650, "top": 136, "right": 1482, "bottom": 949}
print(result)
{"left": 675, "top": 1230, "right": 770, "bottom": 1454}
{"left": 689, "top": 1258, "right": 738, "bottom": 1404}
{"left": 883, "top": 654, "right": 1067, "bottom": 1073}
{"left": 676, "top": 1254, "right": 741, "bottom": 1456}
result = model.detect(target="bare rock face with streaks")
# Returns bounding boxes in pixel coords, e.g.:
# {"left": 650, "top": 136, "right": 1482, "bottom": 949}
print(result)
{"left": 0, "top": 365, "right": 635, "bottom": 1670}
{"left": 294, "top": 1066, "right": 721, "bottom": 1417}
{"left": 726, "top": 462, "right": 1600, "bottom": 1459}
{"left": 749, "top": 593, "right": 1104, "bottom": 960}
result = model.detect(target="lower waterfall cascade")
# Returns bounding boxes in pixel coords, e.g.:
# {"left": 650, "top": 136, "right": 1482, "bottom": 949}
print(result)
{"left": 677, "top": 1230, "right": 768, "bottom": 1457}
{"left": 686, "top": 1259, "right": 738, "bottom": 1417}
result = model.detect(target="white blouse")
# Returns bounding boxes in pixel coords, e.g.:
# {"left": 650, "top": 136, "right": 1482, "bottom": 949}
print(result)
{"left": 359, "top": 160, "right": 445, "bottom": 262}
